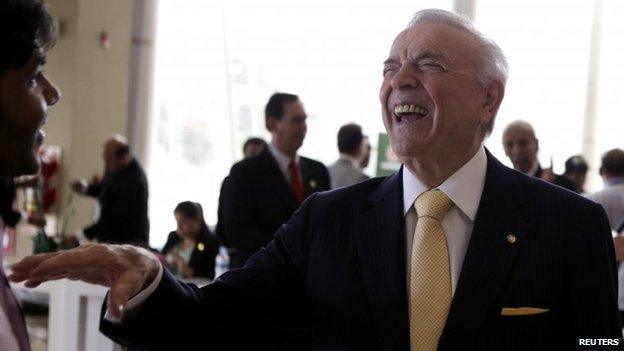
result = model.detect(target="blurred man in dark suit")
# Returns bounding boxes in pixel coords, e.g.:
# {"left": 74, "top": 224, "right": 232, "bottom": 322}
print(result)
{"left": 0, "top": 1, "right": 60, "bottom": 349}
{"left": 563, "top": 155, "right": 589, "bottom": 194}
{"left": 215, "top": 137, "right": 267, "bottom": 247}
{"left": 502, "top": 120, "right": 576, "bottom": 191}
{"left": 70, "top": 135, "right": 149, "bottom": 246}
{"left": 11, "top": 9, "right": 622, "bottom": 351}
{"left": 222, "top": 93, "right": 329, "bottom": 269}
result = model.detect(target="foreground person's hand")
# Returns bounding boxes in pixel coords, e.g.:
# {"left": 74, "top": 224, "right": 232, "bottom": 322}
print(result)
{"left": 8, "top": 244, "right": 161, "bottom": 319}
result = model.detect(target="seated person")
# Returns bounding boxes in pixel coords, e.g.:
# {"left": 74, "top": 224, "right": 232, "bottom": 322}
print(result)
{"left": 162, "top": 201, "right": 220, "bottom": 279}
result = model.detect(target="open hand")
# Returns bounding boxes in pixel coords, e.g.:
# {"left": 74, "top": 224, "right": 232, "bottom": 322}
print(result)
{"left": 8, "top": 244, "right": 161, "bottom": 319}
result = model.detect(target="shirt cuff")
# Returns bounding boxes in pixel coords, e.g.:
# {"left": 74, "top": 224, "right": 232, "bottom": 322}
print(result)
{"left": 103, "top": 263, "right": 164, "bottom": 324}
{"left": 74, "top": 229, "right": 89, "bottom": 245}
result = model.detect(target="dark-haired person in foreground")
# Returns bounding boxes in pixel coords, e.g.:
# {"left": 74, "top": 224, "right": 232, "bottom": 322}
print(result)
{"left": 0, "top": 1, "right": 60, "bottom": 350}
{"left": 10, "top": 9, "right": 623, "bottom": 351}
{"left": 69, "top": 134, "right": 149, "bottom": 246}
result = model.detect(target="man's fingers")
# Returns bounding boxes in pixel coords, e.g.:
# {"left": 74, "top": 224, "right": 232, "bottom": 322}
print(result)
{"left": 10, "top": 252, "right": 60, "bottom": 274}
{"left": 29, "top": 247, "right": 107, "bottom": 280}
{"left": 107, "top": 273, "right": 141, "bottom": 319}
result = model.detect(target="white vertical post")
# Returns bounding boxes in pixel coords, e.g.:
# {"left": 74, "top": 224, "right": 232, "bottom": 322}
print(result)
{"left": 454, "top": 0, "right": 477, "bottom": 20}
{"left": 581, "top": 0, "right": 603, "bottom": 189}
{"left": 126, "top": 0, "right": 159, "bottom": 168}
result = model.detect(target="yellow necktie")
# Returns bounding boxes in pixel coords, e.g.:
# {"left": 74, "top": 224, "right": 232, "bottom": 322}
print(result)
{"left": 409, "top": 189, "right": 453, "bottom": 351}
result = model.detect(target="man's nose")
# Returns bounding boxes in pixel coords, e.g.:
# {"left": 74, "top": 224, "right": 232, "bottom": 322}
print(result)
{"left": 390, "top": 64, "right": 421, "bottom": 90}
{"left": 42, "top": 75, "right": 61, "bottom": 106}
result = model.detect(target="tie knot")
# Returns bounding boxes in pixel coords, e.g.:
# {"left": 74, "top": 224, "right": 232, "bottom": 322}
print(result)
{"left": 415, "top": 189, "right": 452, "bottom": 221}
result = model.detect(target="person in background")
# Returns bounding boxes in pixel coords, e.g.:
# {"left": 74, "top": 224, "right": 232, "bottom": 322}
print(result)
{"left": 215, "top": 137, "right": 267, "bottom": 247}
{"left": 502, "top": 120, "right": 576, "bottom": 191}
{"left": 163, "top": 201, "right": 220, "bottom": 280}
{"left": 585, "top": 148, "right": 624, "bottom": 324}
{"left": 358, "top": 135, "right": 372, "bottom": 170}
{"left": 586, "top": 149, "right": 624, "bottom": 229}
{"left": 222, "top": 93, "right": 330, "bottom": 269}
{"left": 0, "top": 1, "right": 60, "bottom": 349}
{"left": 70, "top": 135, "right": 150, "bottom": 246}
{"left": 328, "top": 123, "right": 369, "bottom": 188}
{"left": 563, "top": 155, "right": 589, "bottom": 194}
{"left": 242, "top": 137, "right": 267, "bottom": 158}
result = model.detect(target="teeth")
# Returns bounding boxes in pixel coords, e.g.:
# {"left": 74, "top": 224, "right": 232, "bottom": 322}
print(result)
{"left": 393, "top": 104, "right": 428, "bottom": 116}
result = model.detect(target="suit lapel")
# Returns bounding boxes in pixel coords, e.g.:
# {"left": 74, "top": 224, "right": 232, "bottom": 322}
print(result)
{"left": 353, "top": 170, "right": 410, "bottom": 350}
{"left": 300, "top": 158, "right": 319, "bottom": 197}
{"left": 259, "top": 149, "right": 298, "bottom": 209}
{"left": 438, "top": 151, "right": 528, "bottom": 348}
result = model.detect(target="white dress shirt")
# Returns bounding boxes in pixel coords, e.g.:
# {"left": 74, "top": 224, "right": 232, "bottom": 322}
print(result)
{"left": 585, "top": 178, "right": 624, "bottom": 310}
{"left": 115, "top": 146, "right": 488, "bottom": 320}
{"left": 403, "top": 146, "right": 487, "bottom": 295}
{"left": 268, "top": 143, "right": 301, "bottom": 183}
{"left": 0, "top": 219, "right": 21, "bottom": 351}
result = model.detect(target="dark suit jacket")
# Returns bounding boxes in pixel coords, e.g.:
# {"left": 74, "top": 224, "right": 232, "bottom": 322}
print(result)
{"left": 162, "top": 229, "right": 220, "bottom": 280}
{"left": 215, "top": 176, "right": 229, "bottom": 247}
{"left": 535, "top": 166, "right": 577, "bottom": 192}
{"left": 222, "top": 148, "right": 330, "bottom": 260}
{"left": 84, "top": 159, "right": 150, "bottom": 246}
{"left": 101, "top": 151, "right": 622, "bottom": 350}
{"left": 0, "top": 179, "right": 20, "bottom": 227}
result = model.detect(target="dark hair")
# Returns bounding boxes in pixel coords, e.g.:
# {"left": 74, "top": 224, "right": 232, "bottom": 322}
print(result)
{"left": 564, "top": 155, "right": 588, "bottom": 175}
{"left": 114, "top": 144, "right": 131, "bottom": 158}
{"left": 242, "top": 137, "right": 267, "bottom": 154}
{"left": 337, "top": 123, "right": 364, "bottom": 154}
{"left": 600, "top": 149, "right": 624, "bottom": 178}
{"left": 0, "top": 0, "right": 57, "bottom": 74}
{"left": 264, "top": 92, "right": 299, "bottom": 129}
{"left": 174, "top": 201, "right": 210, "bottom": 237}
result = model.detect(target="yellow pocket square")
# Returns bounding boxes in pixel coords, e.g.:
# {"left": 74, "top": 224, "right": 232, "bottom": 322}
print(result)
{"left": 500, "top": 307, "right": 550, "bottom": 316}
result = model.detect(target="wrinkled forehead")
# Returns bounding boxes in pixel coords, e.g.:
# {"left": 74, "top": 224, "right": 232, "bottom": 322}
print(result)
{"left": 389, "top": 22, "right": 479, "bottom": 63}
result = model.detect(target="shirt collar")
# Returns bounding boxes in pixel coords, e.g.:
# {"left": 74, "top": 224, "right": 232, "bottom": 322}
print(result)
{"left": 606, "top": 177, "right": 624, "bottom": 187}
{"left": 402, "top": 145, "right": 487, "bottom": 221}
{"left": 527, "top": 161, "right": 540, "bottom": 177}
{"left": 268, "top": 143, "right": 299, "bottom": 172}
{"left": 339, "top": 153, "right": 361, "bottom": 169}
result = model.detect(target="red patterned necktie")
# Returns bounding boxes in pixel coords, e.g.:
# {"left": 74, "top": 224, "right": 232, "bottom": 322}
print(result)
{"left": 289, "top": 160, "right": 304, "bottom": 204}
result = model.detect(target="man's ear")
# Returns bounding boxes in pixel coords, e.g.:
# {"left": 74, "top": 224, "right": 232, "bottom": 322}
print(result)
{"left": 266, "top": 116, "right": 278, "bottom": 132}
{"left": 481, "top": 79, "right": 505, "bottom": 125}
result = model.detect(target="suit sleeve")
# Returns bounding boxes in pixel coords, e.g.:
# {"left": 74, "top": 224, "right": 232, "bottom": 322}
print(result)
{"left": 85, "top": 177, "right": 148, "bottom": 244}
{"left": 222, "top": 164, "right": 268, "bottom": 251}
{"left": 100, "top": 193, "right": 318, "bottom": 350}
{"left": 85, "top": 181, "right": 103, "bottom": 198}
{"left": 569, "top": 202, "right": 623, "bottom": 343}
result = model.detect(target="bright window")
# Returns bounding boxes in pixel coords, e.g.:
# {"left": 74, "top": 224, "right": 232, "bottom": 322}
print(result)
{"left": 149, "top": 0, "right": 450, "bottom": 247}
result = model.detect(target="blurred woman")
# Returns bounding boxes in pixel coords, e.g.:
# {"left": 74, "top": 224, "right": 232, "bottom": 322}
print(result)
{"left": 162, "top": 201, "right": 220, "bottom": 279}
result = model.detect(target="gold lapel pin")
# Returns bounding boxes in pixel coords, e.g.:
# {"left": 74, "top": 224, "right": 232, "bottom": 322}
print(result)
{"left": 310, "top": 180, "right": 317, "bottom": 189}
{"left": 506, "top": 234, "right": 517, "bottom": 244}
{"left": 197, "top": 243, "right": 205, "bottom": 251}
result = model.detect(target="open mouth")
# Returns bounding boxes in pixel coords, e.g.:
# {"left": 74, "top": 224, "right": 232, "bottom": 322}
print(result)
{"left": 393, "top": 104, "right": 429, "bottom": 123}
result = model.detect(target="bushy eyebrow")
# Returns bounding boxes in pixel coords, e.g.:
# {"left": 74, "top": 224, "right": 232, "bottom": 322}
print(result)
{"left": 384, "top": 50, "right": 451, "bottom": 66}
{"left": 411, "top": 50, "right": 450, "bottom": 63}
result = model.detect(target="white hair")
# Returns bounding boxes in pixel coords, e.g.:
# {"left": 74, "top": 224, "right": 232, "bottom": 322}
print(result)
{"left": 409, "top": 9, "right": 509, "bottom": 85}
{"left": 408, "top": 9, "right": 509, "bottom": 135}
